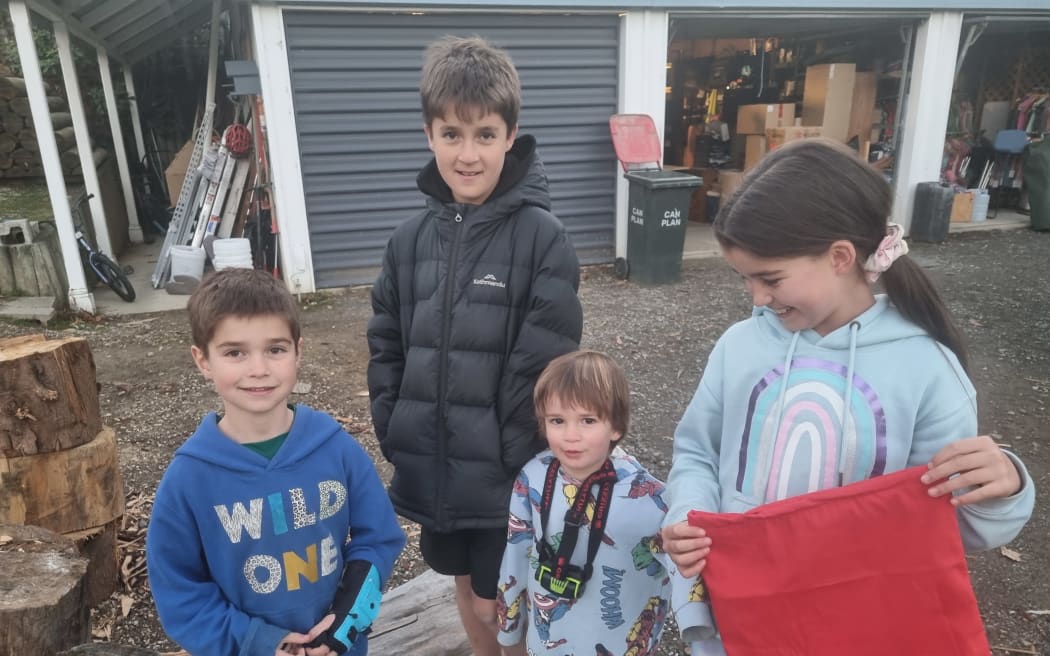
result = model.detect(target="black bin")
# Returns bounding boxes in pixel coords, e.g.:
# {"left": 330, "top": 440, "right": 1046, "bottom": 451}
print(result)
{"left": 911, "top": 182, "right": 954, "bottom": 242}
{"left": 625, "top": 170, "right": 703, "bottom": 285}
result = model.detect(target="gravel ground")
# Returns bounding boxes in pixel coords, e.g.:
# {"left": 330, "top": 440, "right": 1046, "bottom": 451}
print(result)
{"left": 2, "top": 227, "right": 1047, "bottom": 654}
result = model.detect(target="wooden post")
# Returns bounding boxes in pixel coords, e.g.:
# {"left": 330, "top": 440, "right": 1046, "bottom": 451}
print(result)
{"left": 0, "top": 524, "right": 90, "bottom": 654}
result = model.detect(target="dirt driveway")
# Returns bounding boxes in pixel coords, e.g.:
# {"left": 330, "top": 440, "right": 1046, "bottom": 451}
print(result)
{"left": 2, "top": 227, "right": 1047, "bottom": 654}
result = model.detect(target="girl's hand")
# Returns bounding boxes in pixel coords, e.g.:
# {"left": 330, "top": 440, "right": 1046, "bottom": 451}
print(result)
{"left": 661, "top": 521, "right": 712, "bottom": 578}
{"left": 923, "top": 435, "right": 1022, "bottom": 506}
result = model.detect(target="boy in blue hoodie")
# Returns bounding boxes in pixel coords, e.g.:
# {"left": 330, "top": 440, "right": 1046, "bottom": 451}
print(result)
{"left": 147, "top": 268, "right": 405, "bottom": 656}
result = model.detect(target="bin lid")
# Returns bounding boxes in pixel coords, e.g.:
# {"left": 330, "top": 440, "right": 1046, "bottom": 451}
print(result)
{"left": 624, "top": 169, "right": 703, "bottom": 189}
{"left": 609, "top": 114, "right": 662, "bottom": 172}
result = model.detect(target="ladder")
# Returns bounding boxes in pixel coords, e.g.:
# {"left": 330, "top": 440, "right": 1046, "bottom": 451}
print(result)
{"left": 151, "top": 103, "right": 216, "bottom": 288}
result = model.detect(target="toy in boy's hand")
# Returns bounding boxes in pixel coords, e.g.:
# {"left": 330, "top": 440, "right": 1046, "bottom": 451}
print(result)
{"left": 305, "top": 561, "right": 383, "bottom": 654}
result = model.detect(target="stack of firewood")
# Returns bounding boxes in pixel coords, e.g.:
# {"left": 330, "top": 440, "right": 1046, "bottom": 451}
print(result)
{"left": 0, "top": 334, "right": 125, "bottom": 654}
{"left": 0, "top": 76, "right": 89, "bottom": 179}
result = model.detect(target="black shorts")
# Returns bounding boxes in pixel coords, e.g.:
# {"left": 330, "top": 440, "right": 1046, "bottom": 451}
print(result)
{"left": 420, "top": 527, "right": 507, "bottom": 600}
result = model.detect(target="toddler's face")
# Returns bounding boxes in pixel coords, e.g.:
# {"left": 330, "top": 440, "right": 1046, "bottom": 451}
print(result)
{"left": 424, "top": 106, "right": 517, "bottom": 206}
{"left": 541, "top": 398, "right": 621, "bottom": 481}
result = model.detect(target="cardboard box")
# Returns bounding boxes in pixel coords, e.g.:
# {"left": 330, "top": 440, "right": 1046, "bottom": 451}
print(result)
{"left": 165, "top": 138, "right": 195, "bottom": 207}
{"left": 951, "top": 191, "right": 974, "bottom": 223}
{"left": 744, "top": 135, "right": 767, "bottom": 171}
{"left": 765, "top": 126, "right": 823, "bottom": 150}
{"left": 802, "top": 63, "right": 857, "bottom": 142}
{"left": 736, "top": 103, "right": 796, "bottom": 135}
{"left": 849, "top": 72, "right": 878, "bottom": 146}
{"left": 718, "top": 169, "right": 745, "bottom": 203}
{"left": 683, "top": 167, "right": 719, "bottom": 222}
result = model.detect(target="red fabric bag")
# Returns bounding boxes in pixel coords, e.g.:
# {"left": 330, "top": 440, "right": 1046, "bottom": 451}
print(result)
{"left": 688, "top": 466, "right": 990, "bottom": 655}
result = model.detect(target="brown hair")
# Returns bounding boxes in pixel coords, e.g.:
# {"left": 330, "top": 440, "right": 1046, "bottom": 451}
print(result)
{"left": 714, "top": 138, "right": 969, "bottom": 371}
{"left": 187, "top": 268, "right": 301, "bottom": 354}
{"left": 420, "top": 35, "right": 521, "bottom": 130}
{"left": 534, "top": 350, "right": 630, "bottom": 440}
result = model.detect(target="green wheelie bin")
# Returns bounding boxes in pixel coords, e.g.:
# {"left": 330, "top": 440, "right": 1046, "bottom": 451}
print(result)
{"left": 624, "top": 170, "right": 702, "bottom": 284}
{"left": 1023, "top": 138, "right": 1050, "bottom": 231}
{"left": 610, "top": 113, "right": 702, "bottom": 285}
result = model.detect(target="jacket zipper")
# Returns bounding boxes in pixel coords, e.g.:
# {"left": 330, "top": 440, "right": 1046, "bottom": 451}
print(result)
{"left": 435, "top": 211, "right": 464, "bottom": 529}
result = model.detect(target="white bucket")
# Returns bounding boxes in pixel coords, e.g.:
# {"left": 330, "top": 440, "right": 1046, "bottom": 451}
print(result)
{"left": 969, "top": 189, "right": 990, "bottom": 222}
{"left": 213, "top": 256, "right": 253, "bottom": 271}
{"left": 212, "top": 238, "right": 251, "bottom": 259}
{"left": 169, "top": 245, "right": 206, "bottom": 281}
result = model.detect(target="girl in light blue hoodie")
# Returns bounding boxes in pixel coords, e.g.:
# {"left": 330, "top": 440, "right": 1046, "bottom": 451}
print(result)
{"left": 661, "top": 139, "right": 1035, "bottom": 655}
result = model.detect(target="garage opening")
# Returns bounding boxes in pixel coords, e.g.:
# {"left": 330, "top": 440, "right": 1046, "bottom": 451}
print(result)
{"left": 664, "top": 12, "right": 919, "bottom": 224}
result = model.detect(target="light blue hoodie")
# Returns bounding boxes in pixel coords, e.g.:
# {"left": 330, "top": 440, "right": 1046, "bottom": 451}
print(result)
{"left": 665, "top": 296, "right": 1035, "bottom": 647}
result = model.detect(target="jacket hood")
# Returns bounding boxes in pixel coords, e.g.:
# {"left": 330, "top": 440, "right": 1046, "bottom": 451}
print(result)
{"left": 416, "top": 134, "right": 551, "bottom": 217}
{"left": 752, "top": 295, "right": 928, "bottom": 350}
{"left": 174, "top": 404, "right": 345, "bottom": 473}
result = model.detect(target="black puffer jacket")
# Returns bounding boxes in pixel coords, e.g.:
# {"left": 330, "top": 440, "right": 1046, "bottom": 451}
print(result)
{"left": 367, "top": 135, "right": 583, "bottom": 532}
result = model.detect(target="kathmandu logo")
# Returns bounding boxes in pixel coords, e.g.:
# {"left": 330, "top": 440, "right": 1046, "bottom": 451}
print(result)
{"left": 473, "top": 273, "right": 506, "bottom": 289}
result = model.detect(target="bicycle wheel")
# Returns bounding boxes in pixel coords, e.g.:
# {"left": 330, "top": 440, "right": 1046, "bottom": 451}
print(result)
{"left": 91, "top": 253, "right": 136, "bottom": 302}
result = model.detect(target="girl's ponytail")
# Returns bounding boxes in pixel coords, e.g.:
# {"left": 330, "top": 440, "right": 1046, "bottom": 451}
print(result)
{"left": 880, "top": 257, "right": 970, "bottom": 373}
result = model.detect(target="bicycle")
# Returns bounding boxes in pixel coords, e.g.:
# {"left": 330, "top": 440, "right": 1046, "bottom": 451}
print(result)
{"left": 71, "top": 193, "right": 136, "bottom": 302}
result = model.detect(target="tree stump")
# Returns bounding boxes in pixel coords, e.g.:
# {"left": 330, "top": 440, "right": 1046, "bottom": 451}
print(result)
{"left": 0, "top": 524, "right": 90, "bottom": 654}
{"left": 0, "top": 334, "right": 102, "bottom": 457}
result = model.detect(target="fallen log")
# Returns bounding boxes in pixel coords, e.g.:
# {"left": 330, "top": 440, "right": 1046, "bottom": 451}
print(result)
{"left": 369, "top": 568, "right": 470, "bottom": 655}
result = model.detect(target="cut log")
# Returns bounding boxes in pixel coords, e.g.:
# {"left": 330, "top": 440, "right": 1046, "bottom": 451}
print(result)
{"left": 11, "top": 148, "right": 35, "bottom": 166}
{"left": 54, "top": 126, "right": 76, "bottom": 151}
{"left": 0, "top": 77, "right": 26, "bottom": 100}
{"left": 0, "top": 524, "right": 90, "bottom": 654}
{"left": 0, "top": 335, "right": 102, "bottom": 457}
{"left": 10, "top": 95, "right": 65, "bottom": 116}
{"left": 50, "top": 111, "right": 73, "bottom": 130}
{"left": 369, "top": 568, "right": 469, "bottom": 655}
{"left": 0, "top": 426, "right": 124, "bottom": 534}
{"left": 66, "top": 518, "right": 120, "bottom": 606}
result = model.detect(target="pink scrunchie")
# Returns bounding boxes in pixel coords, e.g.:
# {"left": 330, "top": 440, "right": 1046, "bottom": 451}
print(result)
{"left": 863, "top": 223, "right": 909, "bottom": 283}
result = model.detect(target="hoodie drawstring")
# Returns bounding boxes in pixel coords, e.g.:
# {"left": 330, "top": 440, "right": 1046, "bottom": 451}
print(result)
{"left": 838, "top": 321, "right": 861, "bottom": 485}
{"left": 764, "top": 331, "right": 800, "bottom": 500}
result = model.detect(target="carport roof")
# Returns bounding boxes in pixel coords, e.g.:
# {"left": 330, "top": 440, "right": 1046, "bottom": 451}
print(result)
{"left": 9, "top": 0, "right": 217, "bottom": 65}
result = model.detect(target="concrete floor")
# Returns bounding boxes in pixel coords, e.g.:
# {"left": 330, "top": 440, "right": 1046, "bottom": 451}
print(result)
{"left": 0, "top": 210, "right": 1035, "bottom": 321}
{"left": 90, "top": 238, "right": 192, "bottom": 315}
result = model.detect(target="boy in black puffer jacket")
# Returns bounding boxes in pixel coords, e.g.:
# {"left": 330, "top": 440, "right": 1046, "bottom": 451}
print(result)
{"left": 366, "top": 35, "right": 583, "bottom": 656}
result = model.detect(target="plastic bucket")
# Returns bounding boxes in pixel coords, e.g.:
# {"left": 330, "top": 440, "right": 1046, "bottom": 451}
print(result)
{"left": 969, "top": 189, "right": 989, "bottom": 222}
{"left": 213, "top": 256, "right": 253, "bottom": 271}
{"left": 169, "top": 245, "right": 206, "bottom": 281}
{"left": 212, "top": 238, "right": 251, "bottom": 259}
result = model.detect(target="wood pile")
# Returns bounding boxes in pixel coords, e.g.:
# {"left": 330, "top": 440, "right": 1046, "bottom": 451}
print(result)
{"left": 0, "top": 334, "right": 125, "bottom": 614}
{"left": 0, "top": 75, "right": 86, "bottom": 179}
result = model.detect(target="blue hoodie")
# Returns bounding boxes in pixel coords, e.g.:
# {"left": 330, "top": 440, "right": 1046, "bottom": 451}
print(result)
{"left": 147, "top": 405, "right": 405, "bottom": 656}
{"left": 666, "top": 296, "right": 1035, "bottom": 647}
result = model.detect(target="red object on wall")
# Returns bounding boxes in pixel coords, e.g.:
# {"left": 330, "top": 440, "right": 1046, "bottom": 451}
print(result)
{"left": 688, "top": 466, "right": 989, "bottom": 656}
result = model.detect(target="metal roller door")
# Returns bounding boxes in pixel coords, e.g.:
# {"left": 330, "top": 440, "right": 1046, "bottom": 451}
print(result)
{"left": 283, "top": 11, "right": 620, "bottom": 288}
